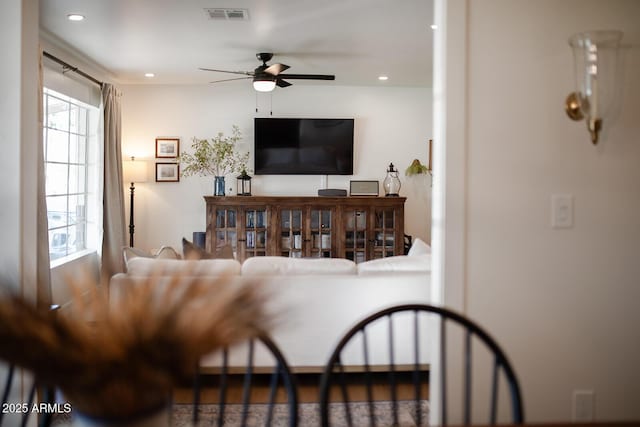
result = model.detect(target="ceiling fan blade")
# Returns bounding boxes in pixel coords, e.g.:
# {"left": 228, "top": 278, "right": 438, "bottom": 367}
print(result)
{"left": 277, "top": 74, "right": 335, "bottom": 81}
{"left": 276, "top": 79, "right": 292, "bottom": 88}
{"left": 199, "top": 68, "right": 253, "bottom": 76}
{"left": 209, "top": 77, "right": 252, "bottom": 84}
{"left": 264, "top": 63, "right": 290, "bottom": 76}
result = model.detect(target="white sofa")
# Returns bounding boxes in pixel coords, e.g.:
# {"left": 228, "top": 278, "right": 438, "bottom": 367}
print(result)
{"left": 109, "top": 247, "right": 431, "bottom": 373}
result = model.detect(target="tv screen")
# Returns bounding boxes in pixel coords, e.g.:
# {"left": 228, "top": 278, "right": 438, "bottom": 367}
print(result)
{"left": 254, "top": 118, "right": 354, "bottom": 175}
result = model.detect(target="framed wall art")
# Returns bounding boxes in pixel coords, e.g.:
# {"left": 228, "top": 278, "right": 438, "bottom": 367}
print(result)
{"left": 155, "top": 163, "right": 179, "bottom": 182}
{"left": 155, "top": 138, "right": 179, "bottom": 158}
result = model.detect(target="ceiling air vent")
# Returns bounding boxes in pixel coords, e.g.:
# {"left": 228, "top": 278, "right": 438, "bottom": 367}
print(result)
{"left": 204, "top": 8, "right": 249, "bottom": 21}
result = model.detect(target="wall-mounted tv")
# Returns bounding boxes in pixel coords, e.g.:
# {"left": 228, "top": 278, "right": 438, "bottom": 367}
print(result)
{"left": 254, "top": 118, "right": 354, "bottom": 175}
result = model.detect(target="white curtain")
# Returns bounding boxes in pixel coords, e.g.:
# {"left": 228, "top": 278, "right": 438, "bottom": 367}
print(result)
{"left": 100, "top": 83, "right": 126, "bottom": 285}
{"left": 37, "top": 47, "right": 52, "bottom": 308}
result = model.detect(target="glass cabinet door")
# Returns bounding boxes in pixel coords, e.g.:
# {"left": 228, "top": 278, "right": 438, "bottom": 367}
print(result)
{"left": 343, "top": 209, "right": 367, "bottom": 263}
{"left": 310, "top": 208, "right": 332, "bottom": 258}
{"left": 244, "top": 208, "right": 267, "bottom": 258}
{"left": 280, "top": 209, "right": 303, "bottom": 258}
{"left": 214, "top": 208, "right": 237, "bottom": 257}
{"left": 373, "top": 209, "right": 396, "bottom": 258}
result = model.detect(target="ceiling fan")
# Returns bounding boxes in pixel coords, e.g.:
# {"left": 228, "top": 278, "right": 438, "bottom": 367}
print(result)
{"left": 200, "top": 52, "right": 335, "bottom": 92}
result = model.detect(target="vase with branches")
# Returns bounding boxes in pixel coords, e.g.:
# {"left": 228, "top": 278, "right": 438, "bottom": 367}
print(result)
{"left": 0, "top": 273, "right": 269, "bottom": 425}
{"left": 179, "top": 125, "right": 250, "bottom": 196}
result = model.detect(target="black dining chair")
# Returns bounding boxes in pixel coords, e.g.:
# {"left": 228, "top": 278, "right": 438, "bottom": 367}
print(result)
{"left": 0, "top": 364, "right": 54, "bottom": 427}
{"left": 0, "top": 304, "right": 59, "bottom": 427}
{"left": 319, "top": 304, "right": 524, "bottom": 426}
{"left": 191, "top": 333, "right": 299, "bottom": 427}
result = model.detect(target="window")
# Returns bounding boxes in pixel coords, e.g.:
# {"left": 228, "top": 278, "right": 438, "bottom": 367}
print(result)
{"left": 43, "top": 88, "right": 100, "bottom": 263}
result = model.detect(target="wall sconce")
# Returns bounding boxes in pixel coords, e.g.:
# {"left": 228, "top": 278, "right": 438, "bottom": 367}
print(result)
{"left": 565, "top": 30, "right": 623, "bottom": 145}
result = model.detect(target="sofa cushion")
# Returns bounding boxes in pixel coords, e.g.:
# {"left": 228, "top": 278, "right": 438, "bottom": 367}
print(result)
{"left": 123, "top": 246, "right": 181, "bottom": 267}
{"left": 407, "top": 238, "right": 431, "bottom": 256}
{"left": 357, "top": 254, "right": 431, "bottom": 275}
{"left": 241, "top": 256, "right": 357, "bottom": 276}
{"left": 182, "top": 237, "right": 234, "bottom": 260}
{"left": 126, "top": 257, "right": 241, "bottom": 276}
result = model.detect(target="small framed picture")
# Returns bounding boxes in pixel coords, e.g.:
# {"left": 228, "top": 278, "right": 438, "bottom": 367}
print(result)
{"left": 155, "top": 138, "right": 179, "bottom": 158}
{"left": 155, "top": 163, "right": 179, "bottom": 182}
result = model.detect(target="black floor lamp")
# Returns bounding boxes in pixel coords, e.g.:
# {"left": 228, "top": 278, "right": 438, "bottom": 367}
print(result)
{"left": 123, "top": 156, "right": 148, "bottom": 247}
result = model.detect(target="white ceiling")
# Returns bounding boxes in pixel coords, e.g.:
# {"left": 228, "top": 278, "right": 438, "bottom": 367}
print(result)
{"left": 39, "top": 0, "right": 434, "bottom": 88}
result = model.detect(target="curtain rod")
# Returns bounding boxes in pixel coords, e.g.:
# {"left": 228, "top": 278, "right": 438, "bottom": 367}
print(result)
{"left": 42, "top": 51, "right": 104, "bottom": 88}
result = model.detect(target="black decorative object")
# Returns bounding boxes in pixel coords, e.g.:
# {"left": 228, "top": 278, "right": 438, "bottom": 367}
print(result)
{"left": 192, "top": 232, "right": 206, "bottom": 249}
{"left": 236, "top": 170, "right": 252, "bottom": 196}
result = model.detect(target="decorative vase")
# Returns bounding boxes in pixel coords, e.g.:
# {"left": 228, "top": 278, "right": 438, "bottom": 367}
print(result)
{"left": 383, "top": 163, "right": 401, "bottom": 196}
{"left": 214, "top": 176, "right": 225, "bottom": 196}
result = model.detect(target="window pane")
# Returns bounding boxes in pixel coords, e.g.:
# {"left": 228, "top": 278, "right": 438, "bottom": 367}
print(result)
{"left": 69, "top": 165, "right": 86, "bottom": 194}
{"left": 86, "top": 194, "right": 97, "bottom": 224}
{"left": 46, "top": 163, "right": 68, "bottom": 195}
{"left": 74, "top": 198, "right": 87, "bottom": 224}
{"left": 49, "top": 229, "right": 69, "bottom": 261}
{"left": 72, "top": 221, "right": 85, "bottom": 252}
{"left": 67, "top": 195, "right": 84, "bottom": 226}
{"left": 69, "top": 134, "right": 86, "bottom": 164}
{"left": 69, "top": 104, "right": 85, "bottom": 134}
{"left": 47, "top": 96, "right": 69, "bottom": 131}
{"left": 46, "top": 197, "right": 68, "bottom": 228}
{"left": 46, "top": 129, "right": 69, "bottom": 163}
{"left": 77, "top": 107, "right": 87, "bottom": 135}
{"left": 44, "top": 88, "right": 100, "bottom": 264}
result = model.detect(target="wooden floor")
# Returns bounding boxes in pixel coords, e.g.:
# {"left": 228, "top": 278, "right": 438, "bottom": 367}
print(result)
{"left": 174, "top": 372, "right": 429, "bottom": 404}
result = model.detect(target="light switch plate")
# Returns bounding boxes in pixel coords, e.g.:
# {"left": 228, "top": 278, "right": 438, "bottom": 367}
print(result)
{"left": 573, "top": 390, "right": 595, "bottom": 422}
{"left": 551, "top": 194, "right": 574, "bottom": 228}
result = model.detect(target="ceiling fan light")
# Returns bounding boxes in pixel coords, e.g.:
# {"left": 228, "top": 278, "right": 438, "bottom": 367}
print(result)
{"left": 253, "top": 79, "right": 276, "bottom": 92}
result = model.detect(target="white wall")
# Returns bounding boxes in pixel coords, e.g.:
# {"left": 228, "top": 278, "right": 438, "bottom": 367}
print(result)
{"left": 1, "top": 0, "right": 41, "bottom": 420}
{"left": 0, "top": 0, "right": 24, "bottom": 288}
{"left": 0, "top": 0, "right": 40, "bottom": 300}
{"left": 443, "top": 0, "right": 640, "bottom": 422}
{"left": 120, "top": 83, "right": 432, "bottom": 252}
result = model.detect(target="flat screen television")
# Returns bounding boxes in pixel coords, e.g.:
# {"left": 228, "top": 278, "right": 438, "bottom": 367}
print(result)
{"left": 254, "top": 118, "right": 354, "bottom": 175}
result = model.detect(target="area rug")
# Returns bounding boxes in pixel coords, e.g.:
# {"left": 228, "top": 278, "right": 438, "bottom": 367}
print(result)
{"left": 173, "top": 400, "right": 430, "bottom": 427}
{"left": 52, "top": 401, "right": 429, "bottom": 426}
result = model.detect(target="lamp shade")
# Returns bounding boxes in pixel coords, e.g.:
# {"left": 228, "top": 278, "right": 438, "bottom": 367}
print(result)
{"left": 253, "top": 74, "right": 276, "bottom": 92}
{"left": 123, "top": 157, "right": 148, "bottom": 184}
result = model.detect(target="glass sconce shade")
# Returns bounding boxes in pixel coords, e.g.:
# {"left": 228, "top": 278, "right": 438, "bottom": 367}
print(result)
{"left": 568, "top": 30, "right": 623, "bottom": 144}
{"left": 383, "top": 163, "right": 401, "bottom": 197}
{"left": 236, "top": 170, "right": 252, "bottom": 196}
{"left": 253, "top": 74, "right": 276, "bottom": 92}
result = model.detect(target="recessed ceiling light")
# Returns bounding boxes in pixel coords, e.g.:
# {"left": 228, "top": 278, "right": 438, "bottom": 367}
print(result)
{"left": 67, "top": 14, "right": 85, "bottom": 21}
{"left": 144, "top": 73, "right": 155, "bottom": 78}
{"left": 430, "top": 24, "right": 438, "bottom": 30}
{"left": 378, "top": 75, "right": 389, "bottom": 81}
